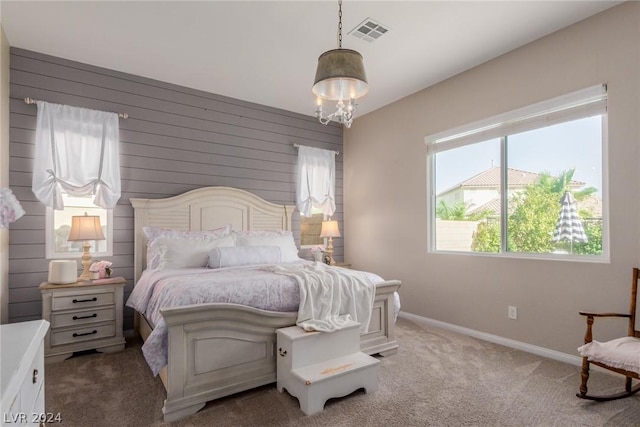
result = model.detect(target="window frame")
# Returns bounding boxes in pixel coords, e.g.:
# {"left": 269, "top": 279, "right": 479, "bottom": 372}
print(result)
{"left": 425, "top": 85, "right": 609, "bottom": 262}
{"left": 45, "top": 195, "right": 114, "bottom": 260}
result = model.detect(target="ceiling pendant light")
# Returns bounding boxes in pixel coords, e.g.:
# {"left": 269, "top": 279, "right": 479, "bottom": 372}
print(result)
{"left": 312, "top": 0, "right": 368, "bottom": 128}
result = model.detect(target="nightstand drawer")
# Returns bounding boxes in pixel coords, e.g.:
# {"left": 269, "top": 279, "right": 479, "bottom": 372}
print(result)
{"left": 52, "top": 292, "right": 114, "bottom": 311}
{"left": 51, "top": 307, "right": 115, "bottom": 328}
{"left": 51, "top": 323, "right": 115, "bottom": 346}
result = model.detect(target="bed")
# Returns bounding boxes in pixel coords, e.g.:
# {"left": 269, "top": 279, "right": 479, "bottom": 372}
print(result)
{"left": 129, "top": 186, "right": 401, "bottom": 422}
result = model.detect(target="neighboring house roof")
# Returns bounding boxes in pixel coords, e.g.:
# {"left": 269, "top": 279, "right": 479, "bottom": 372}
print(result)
{"left": 461, "top": 166, "right": 585, "bottom": 188}
{"left": 468, "top": 198, "right": 501, "bottom": 216}
{"left": 438, "top": 166, "right": 586, "bottom": 196}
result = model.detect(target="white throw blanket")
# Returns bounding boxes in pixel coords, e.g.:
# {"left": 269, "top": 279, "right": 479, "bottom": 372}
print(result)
{"left": 266, "top": 263, "right": 376, "bottom": 333}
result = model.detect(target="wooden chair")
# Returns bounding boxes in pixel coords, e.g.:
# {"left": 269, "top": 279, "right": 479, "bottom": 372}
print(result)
{"left": 576, "top": 267, "right": 640, "bottom": 401}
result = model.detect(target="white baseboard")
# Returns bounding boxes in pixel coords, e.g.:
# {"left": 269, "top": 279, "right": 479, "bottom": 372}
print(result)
{"left": 398, "top": 311, "right": 583, "bottom": 367}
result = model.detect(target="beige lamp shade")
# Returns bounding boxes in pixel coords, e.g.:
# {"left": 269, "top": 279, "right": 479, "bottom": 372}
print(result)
{"left": 320, "top": 220, "right": 341, "bottom": 238}
{"left": 67, "top": 214, "right": 105, "bottom": 241}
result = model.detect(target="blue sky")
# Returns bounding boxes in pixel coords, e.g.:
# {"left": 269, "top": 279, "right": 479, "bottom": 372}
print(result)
{"left": 435, "top": 116, "right": 603, "bottom": 195}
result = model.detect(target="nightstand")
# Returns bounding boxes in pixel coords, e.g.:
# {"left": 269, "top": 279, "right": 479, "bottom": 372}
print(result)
{"left": 334, "top": 262, "right": 352, "bottom": 269}
{"left": 39, "top": 277, "right": 126, "bottom": 363}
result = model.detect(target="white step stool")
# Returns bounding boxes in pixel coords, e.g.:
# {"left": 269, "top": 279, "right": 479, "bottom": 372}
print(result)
{"left": 276, "top": 321, "right": 379, "bottom": 415}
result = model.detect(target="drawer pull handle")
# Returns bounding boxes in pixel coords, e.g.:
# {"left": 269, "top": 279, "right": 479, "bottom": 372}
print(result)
{"left": 32, "top": 368, "right": 38, "bottom": 384}
{"left": 73, "top": 313, "right": 98, "bottom": 320}
{"left": 73, "top": 330, "right": 97, "bottom": 337}
{"left": 73, "top": 297, "right": 98, "bottom": 303}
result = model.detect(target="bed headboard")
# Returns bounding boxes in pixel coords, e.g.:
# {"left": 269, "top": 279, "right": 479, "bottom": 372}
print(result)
{"left": 130, "top": 186, "right": 295, "bottom": 284}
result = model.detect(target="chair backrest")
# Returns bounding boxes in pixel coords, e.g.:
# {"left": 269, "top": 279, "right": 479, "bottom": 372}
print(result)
{"left": 630, "top": 268, "right": 639, "bottom": 338}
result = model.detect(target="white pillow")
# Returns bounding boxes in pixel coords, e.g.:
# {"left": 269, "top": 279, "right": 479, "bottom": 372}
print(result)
{"left": 234, "top": 230, "right": 301, "bottom": 263}
{"left": 144, "top": 225, "right": 232, "bottom": 269}
{"left": 577, "top": 337, "right": 640, "bottom": 374}
{"left": 148, "top": 235, "right": 235, "bottom": 270}
{"left": 143, "top": 224, "right": 231, "bottom": 244}
{"left": 208, "top": 245, "right": 282, "bottom": 269}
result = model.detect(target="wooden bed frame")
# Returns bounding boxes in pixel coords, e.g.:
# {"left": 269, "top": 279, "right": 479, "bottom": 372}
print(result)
{"left": 130, "top": 186, "right": 401, "bottom": 422}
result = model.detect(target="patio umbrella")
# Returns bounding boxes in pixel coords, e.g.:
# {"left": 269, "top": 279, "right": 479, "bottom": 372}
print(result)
{"left": 553, "top": 191, "right": 588, "bottom": 253}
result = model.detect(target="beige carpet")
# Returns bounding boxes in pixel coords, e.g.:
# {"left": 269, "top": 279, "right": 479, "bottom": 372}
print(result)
{"left": 45, "top": 318, "right": 639, "bottom": 426}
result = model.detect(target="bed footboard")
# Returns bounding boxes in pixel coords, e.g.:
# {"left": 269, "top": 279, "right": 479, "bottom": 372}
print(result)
{"left": 160, "top": 303, "right": 296, "bottom": 422}
{"left": 157, "top": 280, "right": 401, "bottom": 422}
{"left": 361, "top": 279, "right": 401, "bottom": 356}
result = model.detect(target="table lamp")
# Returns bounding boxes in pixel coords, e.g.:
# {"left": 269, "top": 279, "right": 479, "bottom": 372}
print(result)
{"left": 67, "top": 212, "right": 105, "bottom": 281}
{"left": 320, "top": 220, "right": 341, "bottom": 265}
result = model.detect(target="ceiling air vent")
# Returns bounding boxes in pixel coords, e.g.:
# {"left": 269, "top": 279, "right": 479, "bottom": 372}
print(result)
{"left": 349, "top": 18, "right": 390, "bottom": 43}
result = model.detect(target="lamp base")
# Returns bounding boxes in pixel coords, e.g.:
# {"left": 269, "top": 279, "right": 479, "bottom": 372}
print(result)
{"left": 326, "top": 237, "right": 336, "bottom": 266}
{"left": 77, "top": 241, "right": 93, "bottom": 282}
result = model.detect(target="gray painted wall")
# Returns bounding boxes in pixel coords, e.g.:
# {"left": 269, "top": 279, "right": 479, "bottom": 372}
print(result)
{"left": 8, "top": 48, "right": 344, "bottom": 328}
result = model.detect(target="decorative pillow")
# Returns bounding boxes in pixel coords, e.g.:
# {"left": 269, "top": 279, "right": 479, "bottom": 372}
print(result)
{"left": 208, "top": 245, "right": 282, "bottom": 269}
{"left": 143, "top": 224, "right": 232, "bottom": 244}
{"left": 577, "top": 336, "right": 640, "bottom": 375}
{"left": 148, "top": 235, "right": 235, "bottom": 270}
{"left": 144, "top": 225, "right": 232, "bottom": 269}
{"left": 233, "top": 230, "right": 300, "bottom": 263}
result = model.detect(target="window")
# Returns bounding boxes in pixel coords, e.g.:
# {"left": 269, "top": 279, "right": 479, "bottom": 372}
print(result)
{"left": 426, "top": 85, "right": 607, "bottom": 260}
{"left": 300, "top": 208, "right": 326, "bottom": 248}
{"left": 295, "top": 145, "right": 336, "bottom": 218}
{"left": 46, "top": 193, "right": 113, "bottom": 259}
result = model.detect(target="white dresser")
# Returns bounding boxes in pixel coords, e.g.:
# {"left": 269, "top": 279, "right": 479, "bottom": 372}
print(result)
{"left": 1, "top": 320, "right": 50, "bottom": 427}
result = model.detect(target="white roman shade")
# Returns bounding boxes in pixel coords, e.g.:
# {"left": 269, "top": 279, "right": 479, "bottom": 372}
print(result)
{"left": 296, "top": 145, "right": 336, "bottom": 217}
{"left": 32, "top": 101, "right": 121, "bottom": 210}
{"left": 425, "top": 84, "right": 607, "bottom": 155}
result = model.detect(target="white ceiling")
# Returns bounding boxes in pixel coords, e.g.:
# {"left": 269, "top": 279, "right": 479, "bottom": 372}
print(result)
{"left": 1, "top": 1, "right": 621, "bottom": 120}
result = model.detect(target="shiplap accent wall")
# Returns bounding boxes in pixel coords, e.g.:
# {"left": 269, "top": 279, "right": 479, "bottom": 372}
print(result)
{"left": 8, "top": 48, "right": 344, "bottom": 328}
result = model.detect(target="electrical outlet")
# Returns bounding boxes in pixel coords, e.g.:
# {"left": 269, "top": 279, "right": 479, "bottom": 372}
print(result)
{"left": 508, "top": 305, "right": 518, "bottom": 320}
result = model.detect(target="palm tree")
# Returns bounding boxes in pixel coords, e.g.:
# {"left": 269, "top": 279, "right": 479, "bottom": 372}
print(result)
{"left": 436, "top": 201, "right": 467, "bottom": 220}
{"left": 536, "top": 168, "right": 597, "bottom": 201}
{"left": 436, "top": 200, "right": 492, "bottom": 221}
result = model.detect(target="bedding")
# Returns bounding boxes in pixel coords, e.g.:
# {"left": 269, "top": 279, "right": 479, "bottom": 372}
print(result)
{"left": 267, "top": 263, "right": 375, "bottom": 333}
{"left": 126, "top": 261, "right": 399, "bottom": 376}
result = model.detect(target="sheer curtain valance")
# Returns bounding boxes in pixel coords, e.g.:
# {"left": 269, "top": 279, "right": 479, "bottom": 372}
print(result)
{"left": 32, "top": 101, "right": 121, "bottom": 210}
{"left": 296, "top": 145, "right": 336, "bottom": 217}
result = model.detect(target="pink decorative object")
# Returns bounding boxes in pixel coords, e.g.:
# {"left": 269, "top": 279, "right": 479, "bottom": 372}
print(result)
{"left": 90, "top": 260, "right": 112, "bottom": 279}
{"left": 0, "top": 188, "right": 25, "bottom": 229}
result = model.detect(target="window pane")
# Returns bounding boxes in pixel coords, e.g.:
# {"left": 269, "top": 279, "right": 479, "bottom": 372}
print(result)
{"left": 434, "top": 139, "right": 501, "bottom": 252}
{"left": 300, "top": 212, "right": 325, "bottom": 246}
{"left": 50, "top": 194, "right": 109, "bottom": 257}
{"left": 506, "top": 116, "right": 603, "bottom": 255}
